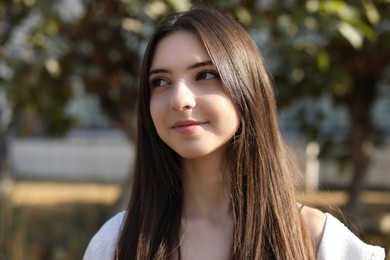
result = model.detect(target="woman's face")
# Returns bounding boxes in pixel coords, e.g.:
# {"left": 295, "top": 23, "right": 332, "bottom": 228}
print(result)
{"left": 149, "top": 31, "right": 239, "bottom": 159}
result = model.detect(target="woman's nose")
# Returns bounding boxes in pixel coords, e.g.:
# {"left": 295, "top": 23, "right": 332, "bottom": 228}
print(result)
{"left": 170, "top": 80, "right": 196, "bottom": 111}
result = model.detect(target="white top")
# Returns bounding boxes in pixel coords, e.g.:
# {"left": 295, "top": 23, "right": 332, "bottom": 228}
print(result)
{"left": 83, "top": 211, "right": 385, "bottom": 260}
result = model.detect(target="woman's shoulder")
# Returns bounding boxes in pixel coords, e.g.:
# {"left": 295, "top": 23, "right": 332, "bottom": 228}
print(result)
{"left": 83, "top": 211, "right": 126, "bottom": 260}
{"left": 301, "top": 206, "right": 385, "bottom": 260}
{"left": 300, "top": 206, "right": 327, "bottom": 250}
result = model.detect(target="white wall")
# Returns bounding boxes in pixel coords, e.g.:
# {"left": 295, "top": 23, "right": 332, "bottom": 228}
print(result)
{"left": 10, "top": 135, "right": 134, "bottom": 183}
{"left": 9, "top": 134, "right": 390, "bottom": 189}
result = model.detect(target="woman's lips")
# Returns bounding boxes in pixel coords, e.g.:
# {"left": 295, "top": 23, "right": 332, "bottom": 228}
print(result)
{"left": 172, "top": 120, "right": 206, "bottom": 134}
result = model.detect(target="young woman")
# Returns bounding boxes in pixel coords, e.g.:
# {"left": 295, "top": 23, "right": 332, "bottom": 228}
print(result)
{"left": 84, "top": 6, "right": 385, "bottom": 260}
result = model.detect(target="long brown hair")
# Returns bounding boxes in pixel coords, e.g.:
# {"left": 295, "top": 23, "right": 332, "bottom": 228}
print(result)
{"left": 117, "top": 6, "right": 315, "bottom": 259}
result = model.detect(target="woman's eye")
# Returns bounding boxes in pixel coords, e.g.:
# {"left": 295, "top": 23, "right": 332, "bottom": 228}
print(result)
{"left": 149, "top": 78, "right": 169, "bottom": 88}
{"left": 196, "top": 71, "right": 219, "bottom": 80}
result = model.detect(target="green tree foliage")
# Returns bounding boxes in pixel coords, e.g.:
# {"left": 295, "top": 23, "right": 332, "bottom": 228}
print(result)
{"left": 1, "top": 0, "right": 73, "bottom": 136}
{"left": 0, "top": 0, "right": 189, "bottom": 137}
{"left": 244, "top": 0, "right": 390, "bottom": 213}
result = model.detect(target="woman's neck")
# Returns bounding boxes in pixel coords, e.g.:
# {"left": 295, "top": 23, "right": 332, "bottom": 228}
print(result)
{"left": 181, "top": 151, "right": 231, "bottom": 222}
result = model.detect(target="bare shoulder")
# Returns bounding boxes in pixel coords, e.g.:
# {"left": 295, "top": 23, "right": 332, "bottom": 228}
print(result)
{"left": 300, "top": 206, "right": 327, "bottom": 250}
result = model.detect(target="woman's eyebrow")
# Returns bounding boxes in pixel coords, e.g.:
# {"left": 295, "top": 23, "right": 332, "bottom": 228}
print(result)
{"left": 149, "top": 60, "right": 213, "bottom": 76}
{"left": 187, "top": 60, "right": 213, "bottom": 70}
{"left": 149, "top": 68, "right": 169, "bottom": 76}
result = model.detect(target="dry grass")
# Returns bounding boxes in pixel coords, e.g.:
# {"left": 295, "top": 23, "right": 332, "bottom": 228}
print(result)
{"left": 1, "top": 181, "right": 122, "bottom": 260}
{"left": 8, "top": 181, "right": 121, "bottom": 206}
{"left": 297, "top": 190, "right": 390, "bottom": 206}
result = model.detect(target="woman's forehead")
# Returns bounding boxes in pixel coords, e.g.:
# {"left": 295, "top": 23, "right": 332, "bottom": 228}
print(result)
{"left": 150, "top": 31, "right": 211, "bottom": 72}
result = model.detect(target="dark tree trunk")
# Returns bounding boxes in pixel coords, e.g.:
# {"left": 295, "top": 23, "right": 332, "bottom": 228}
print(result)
{"left": 345, "top": 75, "right": 377, "bottom": 215}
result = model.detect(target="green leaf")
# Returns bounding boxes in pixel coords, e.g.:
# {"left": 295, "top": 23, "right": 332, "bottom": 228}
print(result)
{"left": 316, "top": 50, "right": 329, "bottom": 72}
{"left": 337, "top": 21, "right": 363, "bottom": 48}
{"left": 363, "top": 0, "right": 380, "bottom": 25}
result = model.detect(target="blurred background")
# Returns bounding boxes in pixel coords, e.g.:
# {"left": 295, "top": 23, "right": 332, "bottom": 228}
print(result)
{"left": 0, "top": 0, "right": 389, "bottom": 259}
